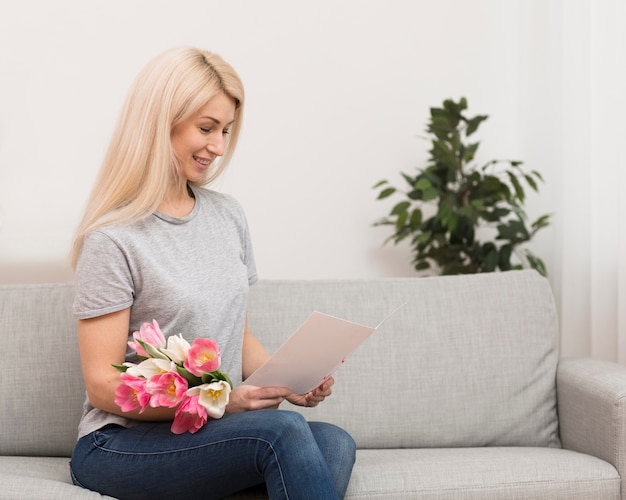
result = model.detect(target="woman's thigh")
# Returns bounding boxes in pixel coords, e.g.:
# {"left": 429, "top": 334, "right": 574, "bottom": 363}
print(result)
{"left": 70, "top": 410, "right": 351, "bottom": 500}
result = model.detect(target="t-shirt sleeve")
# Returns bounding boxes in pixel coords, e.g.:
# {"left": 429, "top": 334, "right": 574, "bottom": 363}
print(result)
{"left": 242, "top": 214, "right": 258, "bottom": 286}
{"left": 73, "top": 231, "right": 135, "bottom": 319}
{"left": 233, "top": 197, "right": 258, "bottom": 286}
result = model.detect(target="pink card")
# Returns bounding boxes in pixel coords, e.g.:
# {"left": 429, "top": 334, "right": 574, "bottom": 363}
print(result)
{"left": 244, "top": 307, "right": 400, "bottom": 394}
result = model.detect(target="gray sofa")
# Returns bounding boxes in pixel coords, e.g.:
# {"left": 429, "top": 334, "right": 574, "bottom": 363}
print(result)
{"left": 1, "top": 270, "right": 625, "bottom": 499}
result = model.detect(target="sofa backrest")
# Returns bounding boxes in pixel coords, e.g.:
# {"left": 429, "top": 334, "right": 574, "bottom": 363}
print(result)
{"left": 0, "top": 270, "right": 560, "bottom": 457}
{"left": 1, "top": 283, "right": 84, "bottom": 457}
{"left": 247, "top": 270, "right": 561, "bottom": 449}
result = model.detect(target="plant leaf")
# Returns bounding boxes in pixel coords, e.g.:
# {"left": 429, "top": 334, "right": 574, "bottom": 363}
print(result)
{"left": 463, "top": 142, "right": 480, "bottom": 163}
{"left": 136, "top": 339, "right": 168, "bottom": 360}
{"left": 377, "top": 187, "right": 396, "bottom": 199}
{"left": 401, "top": 173, "right": 416, "bottom": 187}
{"left": 431, "top": 140, "right": 459, "bottom": 169}
{"left": 531, "top": 214, "right": 551, "bottom": 230}
{"left": 421, "top": 187, "right": 439, "bottom": 202}
{"left": 176, "top": 365, "right": 202, "bottom": 386}
{"left": 483, "top": 247, "right": 498, "bottom": 272}
{"left": 390, "top": 201, "right": 411, "bottom": 216}
{"left": 395, "top": 210, "right": 408, "bottom": 229}
{"left": 415, "top": 261, "right": 430, "bottom": 271}
{"left": 506, "top": 171, "right": 525, "bottom": 202}
{"left": 465, "top": 115, "right": 488, "bottom": 136}
{"left": 414, "top": 177, "right": 432, "bottom": 191}
{"left": 407, "top": 190, "right": 423, "bottom": 200}
{"left": 201, "top": 370, "right": 233, "bottom": 388}
{"left": 524, "top": 174, "right": 538, "bottom": 191}
{"left": 373, "top": 217, "right": 395, "bottom": 227}
{"left": 525, "top": 251, "right": 548, "bottom": 277}
{"left": 498, "top": 244, "right": 513, "bottom": 271}
{"left": 409, "top": 208, "right": 422, "bottom": 229}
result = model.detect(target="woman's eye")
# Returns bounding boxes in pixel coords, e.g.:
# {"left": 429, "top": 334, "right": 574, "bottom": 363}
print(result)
{"left": 200, "top": 127, "right": 229, "bottom": 135}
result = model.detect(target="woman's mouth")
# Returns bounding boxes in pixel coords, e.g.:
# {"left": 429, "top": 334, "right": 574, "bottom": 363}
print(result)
{"left": 193, "top": 155, "right": 212, "bottom": 167}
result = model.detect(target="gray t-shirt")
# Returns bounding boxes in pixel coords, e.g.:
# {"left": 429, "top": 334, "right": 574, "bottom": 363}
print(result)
{"left": 73, "top": 185, "right": 257, "bottom": 438}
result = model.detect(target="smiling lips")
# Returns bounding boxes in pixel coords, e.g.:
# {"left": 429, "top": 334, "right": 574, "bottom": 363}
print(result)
{"left": 193, "top": 155, "right": 213, "bottom": 167}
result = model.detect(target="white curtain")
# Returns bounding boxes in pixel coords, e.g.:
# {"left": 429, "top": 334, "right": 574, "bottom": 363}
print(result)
{"left": 549, "top": 0, "right": 626, "bottom": 362}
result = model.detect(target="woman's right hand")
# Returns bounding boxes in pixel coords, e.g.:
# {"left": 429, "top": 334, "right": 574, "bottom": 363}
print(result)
{"left": 225, "top": 385, "right": 292, "bottom": 413}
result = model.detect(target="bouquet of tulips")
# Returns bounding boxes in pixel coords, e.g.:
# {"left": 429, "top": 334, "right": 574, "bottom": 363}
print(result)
{"left": 113, "top": 320, "right": 232, "bottom": 434}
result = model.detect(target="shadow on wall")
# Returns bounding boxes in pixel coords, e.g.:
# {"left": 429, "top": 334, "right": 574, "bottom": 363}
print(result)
{"left": 0, "top": 259, "right": 74, "bottom": 284}
{"left": 368, "top": 243, "right": 421, "bottom": 278}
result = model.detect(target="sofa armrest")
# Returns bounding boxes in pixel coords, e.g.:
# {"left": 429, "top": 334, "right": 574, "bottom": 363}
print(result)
{"left": 557, "top": 357, "right": 626, "bottom": 484}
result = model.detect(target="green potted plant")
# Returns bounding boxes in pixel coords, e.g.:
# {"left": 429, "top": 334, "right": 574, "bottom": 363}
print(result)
{"left": 374, "top": 97, "right": 550, "bottom": 276}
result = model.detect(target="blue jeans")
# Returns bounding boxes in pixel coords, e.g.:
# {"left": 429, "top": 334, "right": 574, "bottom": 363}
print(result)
{"left": 70, "top": 410, "right": 356, "bottom": 499}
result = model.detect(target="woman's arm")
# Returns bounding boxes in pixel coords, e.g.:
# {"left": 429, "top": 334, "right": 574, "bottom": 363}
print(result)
{"left": 77, "top": 308, "right": 174, "bottom": 421}
{"left": 79, "top": 310, "right": 329, "bottom": 418}
{"left": 224, "top": 319, "right": 291, "bottom": 413}
{"left": 241, "top": 319, "right": 271, "bottom": 380}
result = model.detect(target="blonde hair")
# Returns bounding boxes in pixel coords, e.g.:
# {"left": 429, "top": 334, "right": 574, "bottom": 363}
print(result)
{"left": 70, "top": 47, "right": 244, "bottom": 268}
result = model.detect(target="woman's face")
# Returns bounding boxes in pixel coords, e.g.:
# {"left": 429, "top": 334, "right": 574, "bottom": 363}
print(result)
{"left": 171, "top": 92, "right": 236, "bottom": 184}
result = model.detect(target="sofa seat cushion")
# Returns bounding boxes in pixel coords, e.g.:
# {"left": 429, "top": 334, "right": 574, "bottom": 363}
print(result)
{"left": 346, "top": 447, "right": 619, "bottom": 500}
{"left": 222, "top": 447, "right": 619, "bottom": 500}
{"left": 1, "top": 448, "right": 618, "bottom": 500}
{"left": 0, "top": 456, "right": 115, "bottom": 499}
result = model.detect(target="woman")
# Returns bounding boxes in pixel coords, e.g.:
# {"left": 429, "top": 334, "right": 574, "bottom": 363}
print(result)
{"left": 69, "top": 47, "right": 356, "bottom": 500}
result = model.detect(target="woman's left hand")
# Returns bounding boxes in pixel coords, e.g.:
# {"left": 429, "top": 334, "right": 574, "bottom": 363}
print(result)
{"left": 286, "top": 377, "right": 334, "bottom": 407}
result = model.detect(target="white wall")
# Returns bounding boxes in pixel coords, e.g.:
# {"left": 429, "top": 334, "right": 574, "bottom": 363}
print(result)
{"left": 2, "top": 0, "right": 624, "bottom": 360}
{"left": 0, "top": 0, "right": 554, "bottom": 282}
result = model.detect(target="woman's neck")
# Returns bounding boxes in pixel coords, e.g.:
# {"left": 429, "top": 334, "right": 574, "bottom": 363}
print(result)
{"left": 158, "top": 184, "right": 195, "bottom": 217}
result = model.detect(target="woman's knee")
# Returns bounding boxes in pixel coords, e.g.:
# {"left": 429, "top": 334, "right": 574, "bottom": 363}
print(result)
{"left": 267, "top": 410, "right": 311, "bottom": 440}
{"left": 309, "top": 421, "right": 356, "bottom": 456}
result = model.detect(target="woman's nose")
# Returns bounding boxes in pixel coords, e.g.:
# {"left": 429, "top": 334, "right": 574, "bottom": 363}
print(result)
{"left": 207, "top": 135, "right": 225, "bottom": 156}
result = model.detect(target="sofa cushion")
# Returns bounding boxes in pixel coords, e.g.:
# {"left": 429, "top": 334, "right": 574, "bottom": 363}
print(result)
{"left": 0, "top": 456, "right": 117, "bottom": 499}
{"left": 343, "top": 447, "right": 619, "bottom": 499}
{"left": 224, "top": 448, "right": 618, "bottom": 500}
{"left": 0, "top": 283, "right": 84, "bottom": 457}
{"left": 247, "top": 270, "right": 561, "bottom": 448}
{"left": 0, "top": 270, "right": 560, "bottom": 459}
{"left": 1, "top": 447, "right": 617, "bottom": 500}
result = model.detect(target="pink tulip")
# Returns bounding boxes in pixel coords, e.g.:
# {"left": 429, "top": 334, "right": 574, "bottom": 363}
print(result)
{"left": 145, "top": 371, "right": 188, "bottom": 408}
{"left": 171, "top": 394, "right": 208, "bottom": 434}
{"left": 128, "top": 320, "right": 166, "bottom": 358}
{"left": 114, "top": 372, "right": 150, "bottom": 413}
{"left": 184, "top": 338, "right": 221, "bottom": 376}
